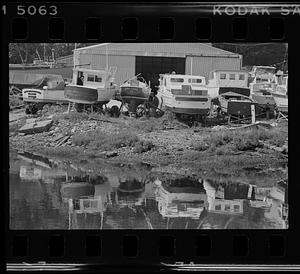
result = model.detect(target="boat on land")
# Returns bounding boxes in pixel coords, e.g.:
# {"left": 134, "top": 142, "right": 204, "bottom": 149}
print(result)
{"left": 11, "top": 72, "right": 68, "bottom": 114}
{"left": 272, "top": 72, "right": 288, "bottom": 113}
{"left": 206, "top": 70, "right": 256, "bottom": 117}
{"left": 217, "top": 91, "right": 257, "bottom": 117}
{"left": 119, "top": 74, "right": 152, "bottom": 113}
{"left": 156, "top": 73, "right": 211, "bottom": 117}
{"left": 64, "top": 67, "right": 117, "bottom": 110}
{"left": 249, "top": 66, "right": 277, "bottom": 113}
{"left": 206, "top": 70, "right": 251, "bottom": 98}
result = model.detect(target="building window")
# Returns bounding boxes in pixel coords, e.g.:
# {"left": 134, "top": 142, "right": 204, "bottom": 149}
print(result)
{"left": 225, "top": 204, "right": 230, "bottom": 211}
{"left": 83, "top": 200, "right": 90, "bottom": 208}
{"left": 171, "top": 78, "right": 184, "bottom": 83}
{"left": 229, "top": 74, "right": 236, "bottom": 80}
{"left": 239, "top": 74, "right": 245, "bottom": 80}
{"left": 233, "top": 205, "right": 240, "bottom": 212}
{"left": 95, "top": 76, "right": 102, "bottom": 82}
{"left": 87, "top": 75, "right": 95, "bottom": 82}
{"left": 220, "top": 74, "right": 226, "bottom": 80}
{"left": 215, "top": 204, "right": 221, "bottom": 211}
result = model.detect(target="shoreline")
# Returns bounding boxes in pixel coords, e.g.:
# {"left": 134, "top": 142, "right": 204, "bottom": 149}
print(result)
{"left": 9, "top": 107, "right": 288, "bottom": 187}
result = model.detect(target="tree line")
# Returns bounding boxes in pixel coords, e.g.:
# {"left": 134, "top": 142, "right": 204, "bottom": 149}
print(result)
{"left": 9, "top": 43, "right": 95, "bottom": 64}
{"left": 212, "top": 43, "right": 288, "bottom": 71}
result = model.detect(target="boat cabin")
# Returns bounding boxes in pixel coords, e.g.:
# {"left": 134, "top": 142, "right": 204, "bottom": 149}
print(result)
{"left": 158, "top": 74, "right": 208, "bottom": 96}
{"left": 209, "top": 199, "right": 245, "bottom": 215}
{"left": 251, "top": 66, "right": 276, "bottom": 75}
{"left": 72, "top": 67, "right": 116, "bottom": 88}
{"left": 159, "top": 74, "right": 206, "bottom": 87}
{"left": 250, "top": 66, "right": 277, "bottom": 84}
{"left": 208, "top": 70, "right": 249, "bottom": 88}
{"left": 68, "top": 196, "right": 104, "bottom": 214}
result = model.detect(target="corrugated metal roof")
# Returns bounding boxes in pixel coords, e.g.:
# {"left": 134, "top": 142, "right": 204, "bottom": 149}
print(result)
{"left": 56, "top": 54, "right": 73, "bottom": 62}
{"left": 74, "top": 43, "right": 241, "bottom": 58}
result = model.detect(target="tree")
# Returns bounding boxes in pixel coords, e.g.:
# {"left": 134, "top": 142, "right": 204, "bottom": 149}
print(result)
{"left": 212, "top": 43, "right": 288, "bottom": 71}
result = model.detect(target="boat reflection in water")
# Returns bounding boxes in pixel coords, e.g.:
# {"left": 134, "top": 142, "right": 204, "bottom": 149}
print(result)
{"left": 154, "top": 178, "right": 208, "bottom": 219}
{"left": 9, "top": 150, "right": 288, "bottom": 229}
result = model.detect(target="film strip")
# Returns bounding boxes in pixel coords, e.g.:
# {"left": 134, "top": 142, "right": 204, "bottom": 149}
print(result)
{"left": 3, "top": 1, "right": 299, "bottom": 272}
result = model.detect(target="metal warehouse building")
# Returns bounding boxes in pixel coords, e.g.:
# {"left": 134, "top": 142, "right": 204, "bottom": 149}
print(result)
{"left": 73, "top": 43, "right": 242, "bottom": 90}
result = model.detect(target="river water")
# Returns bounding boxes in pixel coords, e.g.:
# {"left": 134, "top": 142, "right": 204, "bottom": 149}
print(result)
{"left": 9, "top": 150, "right": 288, "bottom": 229}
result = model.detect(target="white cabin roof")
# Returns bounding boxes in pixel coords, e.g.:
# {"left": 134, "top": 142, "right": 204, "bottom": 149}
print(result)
{"left": 211, "top": 69, "right": 248, "bottom": 74}
{"left": 161, "top": 74, "right": 206, "bottom": 80}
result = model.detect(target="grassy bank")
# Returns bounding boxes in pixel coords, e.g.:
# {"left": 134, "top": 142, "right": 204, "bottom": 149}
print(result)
{"left": 10, "top": 109, "right": 288, "bottom": 187}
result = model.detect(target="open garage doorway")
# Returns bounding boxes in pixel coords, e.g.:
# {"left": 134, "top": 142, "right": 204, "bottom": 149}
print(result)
{"left": 135, "top": 56, "right": 185, "bottom": 93}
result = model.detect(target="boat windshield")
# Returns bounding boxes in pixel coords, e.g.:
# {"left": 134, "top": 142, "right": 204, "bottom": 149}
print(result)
{"left": 188, "top": 78, "right": 203, "bottom": 84}
{"left": 170, "top": 78, "right": 184, "bottom": 83}
{"left": 255, "top": 67, "right": 276, "bottom": 74}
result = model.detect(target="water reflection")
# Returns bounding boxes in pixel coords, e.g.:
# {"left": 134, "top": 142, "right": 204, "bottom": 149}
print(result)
{"left": 9, "top": 151, "right": 288, "bottom": 229}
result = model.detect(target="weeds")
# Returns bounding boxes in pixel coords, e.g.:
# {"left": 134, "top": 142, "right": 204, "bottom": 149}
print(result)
{"left": 133, "top": 140, "right": 155, "bottom": 153}
{"left": 194, "top": 128, "right": 287, "bottom": 153}
{"left": 130, "top": 118, "right": 161, "bottom": 133}
{"left": 72, "top": 129, "right": 139, "bottom": 150}
{"left": 9, "top": 95, "right": 23, "bottom": 108}
{"left": 53, "top": 112, "right": 89, "bottom": 123}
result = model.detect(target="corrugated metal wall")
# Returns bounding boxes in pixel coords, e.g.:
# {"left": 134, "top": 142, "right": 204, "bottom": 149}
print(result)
{"left": 75, "top": 52, "right": 135, "bottom": 85}
{"left": 56, "top": 55, "right": 73, "bottom": 67}
{"left": 185, "top": 56, "right": 242, "bottom": 82}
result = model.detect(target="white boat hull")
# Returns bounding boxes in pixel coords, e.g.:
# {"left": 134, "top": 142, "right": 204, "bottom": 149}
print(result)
{"left": 158, "top": 93, "right": 211, "bottom": 115}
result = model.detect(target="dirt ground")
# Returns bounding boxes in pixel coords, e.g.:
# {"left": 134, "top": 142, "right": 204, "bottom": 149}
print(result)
{"left": 9, "top": 106, "right": 288, "bottom": 187}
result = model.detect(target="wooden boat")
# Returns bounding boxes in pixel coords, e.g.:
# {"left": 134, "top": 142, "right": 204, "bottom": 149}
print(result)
{"left": 64, "top": 67, "right": 117, "bottom": 106}
{"left": 156, "top": 73, "right": 211, "bottom": 116}
{"left": 119, "top": 74, "right": 151, "bottom": 113}
{"left": 218, "top": 91, "right": 257, "bottom": 117}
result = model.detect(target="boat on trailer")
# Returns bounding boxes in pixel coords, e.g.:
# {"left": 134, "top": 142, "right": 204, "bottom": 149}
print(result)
{"left": 156, "top": 73, "right": 211, "bottom": 118}
{"left": 64, "top": 67, "right": 117, "bottom": 110}
{"left": 119, "top": 74, "right": 152, "bottom": 113}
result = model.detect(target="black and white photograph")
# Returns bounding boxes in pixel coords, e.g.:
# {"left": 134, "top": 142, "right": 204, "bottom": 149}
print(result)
{"left": 9, "top": 43, "right": 288, "bottom": 229}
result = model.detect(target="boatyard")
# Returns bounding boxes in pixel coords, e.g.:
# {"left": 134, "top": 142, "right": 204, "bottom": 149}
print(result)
{"left": 9, "top": 43, "right": 288, "bottom": 229}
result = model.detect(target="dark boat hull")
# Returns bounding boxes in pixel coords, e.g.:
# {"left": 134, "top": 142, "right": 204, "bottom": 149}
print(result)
{"left": 219, "top": 87, "right": 250, "bottom": 97}
{"left": 166, "top": 106, "right": 210, "bottom": 115}
{"left": 64, "top": 85, "right": 98, "bottom": 104}
{"left": 120, "top": 86, "right": 150, "bottom": 112}
{"left": 222, "top": 101, "right": 256, "bottom": 116}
